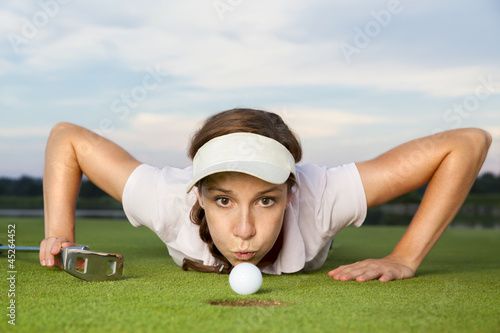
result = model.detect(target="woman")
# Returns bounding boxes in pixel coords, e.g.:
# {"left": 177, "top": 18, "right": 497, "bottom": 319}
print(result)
{"left": 39, "top": 108, "right": 491, "bottom": 282}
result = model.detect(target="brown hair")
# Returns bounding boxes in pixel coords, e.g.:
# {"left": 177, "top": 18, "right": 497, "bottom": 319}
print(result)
{"left": 182, "top": 108, "right": 302, "bottom": 274}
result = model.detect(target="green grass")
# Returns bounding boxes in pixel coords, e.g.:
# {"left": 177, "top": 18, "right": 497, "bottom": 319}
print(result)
{"left": 1, "top": 217, "right": 499, "bottom": 333}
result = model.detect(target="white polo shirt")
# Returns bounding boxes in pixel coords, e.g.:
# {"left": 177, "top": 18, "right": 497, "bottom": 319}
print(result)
{"left": 122, "top": 163, "right": 367, "bottom": 275}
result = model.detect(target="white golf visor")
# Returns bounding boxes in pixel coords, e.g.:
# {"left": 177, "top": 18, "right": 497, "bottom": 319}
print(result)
{"left": 186, "top": 132, "right": 296, "bottom": 193}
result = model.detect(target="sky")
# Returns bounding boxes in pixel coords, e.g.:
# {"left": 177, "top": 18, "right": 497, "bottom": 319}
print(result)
{"left": 1, "top": 0, "right": 500, "bottom": 178}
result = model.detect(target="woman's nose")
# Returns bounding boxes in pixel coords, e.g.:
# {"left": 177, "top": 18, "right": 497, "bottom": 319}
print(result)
{"left": 233, "top": 209, "right": 256, "bottom": 240}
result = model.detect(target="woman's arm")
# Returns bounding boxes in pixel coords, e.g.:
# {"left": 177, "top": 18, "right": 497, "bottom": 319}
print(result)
{"left": 329, "top": 128, "right": 492, "bottom": 282}
{"left": 40, "top": 122, "right": 141, "bottom": 268}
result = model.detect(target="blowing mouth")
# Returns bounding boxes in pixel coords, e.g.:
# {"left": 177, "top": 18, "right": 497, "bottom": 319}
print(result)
{"left": 233, "top": 252, "right": 256, "bottom": 260}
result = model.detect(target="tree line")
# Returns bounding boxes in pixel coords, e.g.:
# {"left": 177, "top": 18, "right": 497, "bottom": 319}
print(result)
{"left": 1, "top": 172, "right": 499, "bottom": 197}
{"left": 0, "top": 176, "right": 107, "bottom": 197}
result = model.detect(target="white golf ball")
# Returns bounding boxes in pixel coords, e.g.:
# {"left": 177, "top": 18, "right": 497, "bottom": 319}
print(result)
{"left": 229, "top": 263, "right": 262, "bottom": 295}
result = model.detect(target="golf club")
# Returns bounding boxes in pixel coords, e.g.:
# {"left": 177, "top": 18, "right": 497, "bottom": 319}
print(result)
{"left": 0, "top": 245, "right": 39, "bottom": 252}
{"left": 0, "top": 244, "right": 124, "bottom": 282}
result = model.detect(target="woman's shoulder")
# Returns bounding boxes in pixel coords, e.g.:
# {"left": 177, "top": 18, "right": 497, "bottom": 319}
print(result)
{"left": 129, "top": 163, "right": 193, "bottom": 185}
{"left": 295, "top": 163, "right": 358, "bottom": 186}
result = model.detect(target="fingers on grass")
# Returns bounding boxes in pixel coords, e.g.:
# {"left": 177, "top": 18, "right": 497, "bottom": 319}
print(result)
{"left": 330, "top": 268, "right": 366, "bottom": 282}
{"left": 329, "top": 264, "right": 387, "bottom": 282}
{"left": 357, "top": 270, "right": 387, "bottom": 282}
{"left": 379, "top": 274, "right": 392, "bottom": 282}
{"left": 333, "top": 274, "right": 355, "bottom": 281}
{"left": 328, "top": 268, "right": 350, "bottom": 281}
{"left": 328, "top": 265, "right": 347, "bottom": 277}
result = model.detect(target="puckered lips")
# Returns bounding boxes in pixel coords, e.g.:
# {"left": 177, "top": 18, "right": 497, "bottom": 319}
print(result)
{"left": 233, "top": 252, "right": 256, "bottom": 260}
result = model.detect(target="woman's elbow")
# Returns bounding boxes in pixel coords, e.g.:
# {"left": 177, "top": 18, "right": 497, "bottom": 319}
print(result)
{"left": 469, "top": 128, "right": 492, "bottom": 151}
{"left": 460, "top": 128, "right": 492, "bottom": 159}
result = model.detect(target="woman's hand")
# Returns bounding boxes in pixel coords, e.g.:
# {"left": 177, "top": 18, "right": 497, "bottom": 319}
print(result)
{"left": 39, "top": 236, "right": 82, "bottom": 268}
{"left": 328, "top": 254, "right": 416, "bottom": 282}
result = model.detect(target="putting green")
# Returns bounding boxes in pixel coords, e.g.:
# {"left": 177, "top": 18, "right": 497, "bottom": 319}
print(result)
{"left": 1, "top": 217, "right": 499, "bottom": 333}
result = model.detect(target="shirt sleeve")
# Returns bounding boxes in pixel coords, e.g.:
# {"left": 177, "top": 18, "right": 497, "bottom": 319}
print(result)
{"left": 122, "top": 164, "right": 161, "bottom": 229}
{"left": 296, "top": 163, "right": 367, "bottom": 238}
{"left": 122, "top": 164, "right": 196, "bottom": 244}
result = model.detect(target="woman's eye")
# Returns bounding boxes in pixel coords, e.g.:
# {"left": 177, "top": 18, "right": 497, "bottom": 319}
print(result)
{"left": 259, "top": 198, "right": 275, "bottom": 207}
{"left": 216, "top": 197, "right": 231, "bottom": 207}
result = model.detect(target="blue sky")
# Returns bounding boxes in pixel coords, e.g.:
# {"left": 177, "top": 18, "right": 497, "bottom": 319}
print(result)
{"left": 1, "top": 0, "right": 499, "bottom": 178}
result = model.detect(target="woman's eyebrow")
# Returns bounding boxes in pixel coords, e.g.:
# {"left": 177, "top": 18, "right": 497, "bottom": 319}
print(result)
{"left": 257, "top": 186, "right": 283, "bottom": 196}
{"left": 207, "top": 186, "right": 283, "bottom": 195}
{"left": 207, "top": 186, "right": 232, "bottom": 194}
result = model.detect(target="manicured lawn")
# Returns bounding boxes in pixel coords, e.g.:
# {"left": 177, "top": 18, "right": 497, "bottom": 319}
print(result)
{"left": 1, "top": 217, "right": 499, "bottom": 333}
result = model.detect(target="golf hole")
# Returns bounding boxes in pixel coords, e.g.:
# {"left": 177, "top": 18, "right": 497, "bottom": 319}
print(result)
{"left": 210, "top": 300, "right": 286, "bottom": 307}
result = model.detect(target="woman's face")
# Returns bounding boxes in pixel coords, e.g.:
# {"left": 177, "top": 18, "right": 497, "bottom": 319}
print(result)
{"left": 197, "top": 172, "right": 291, "bottom": 267}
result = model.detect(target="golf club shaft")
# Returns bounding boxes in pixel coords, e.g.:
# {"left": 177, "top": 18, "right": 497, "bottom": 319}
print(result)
{"left": 0, "top": 245, "right": 40, "bottom": 252}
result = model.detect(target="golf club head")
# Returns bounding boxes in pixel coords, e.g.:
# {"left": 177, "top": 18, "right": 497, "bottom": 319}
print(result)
{"left": 60, "top": 245, "right": 124, "bottom": 282}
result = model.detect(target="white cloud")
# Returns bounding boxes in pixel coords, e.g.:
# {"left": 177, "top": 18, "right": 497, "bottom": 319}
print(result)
{"left": 105, "top": 108, "right": 395, "bottom": 155}
{"left": 270, "top": 107, "right": 393, "bottom": 138}
{"left": 0, "top": 9, "right": 20, "bottom": 36}
{"left": 485, "top": 126, "right": 500, "bottom": 138}
{"left": 0, "top": 127, "right": 51, "bottom": 138}
{"left": 333, "top": 65, "right": 500, "bottom": 97}
{"left": 2, "top": 1, "right": 498, "bottom": 99}
{"left": 105, "top": 113, "right": 203, "bottom": 152}
{"left": 0, "top": 58, "right": 14, "bottom": 77}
